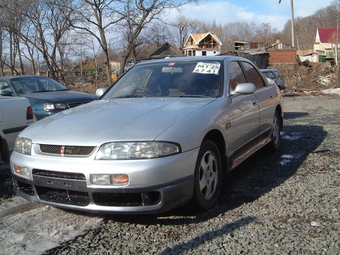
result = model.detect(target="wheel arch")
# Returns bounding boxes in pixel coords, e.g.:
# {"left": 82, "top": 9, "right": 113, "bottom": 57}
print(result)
{"left": 202, "top": 129, "right": 227, "bottom": 170}
{"left": 275, "top": 104, "right": 283, "bottom": 130}
{"left": 0, "top": 135, "right": 10, "bottom": 162}
{"left": 0, "top": 134, "right": 4, "bottom": 153}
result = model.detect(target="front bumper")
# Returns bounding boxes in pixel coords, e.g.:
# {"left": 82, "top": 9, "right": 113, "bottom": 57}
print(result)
{"left": 10, "top": 149, "right": 198, "bottom": 214}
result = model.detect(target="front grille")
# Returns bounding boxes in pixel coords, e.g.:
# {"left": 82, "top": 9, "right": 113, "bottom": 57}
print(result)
{"left": 40, "top": 144, "right": 95, "bottom": 156}
{"left": 67, "top": 101, "right": 90, "bottom": 108}
{"left": 32, "top": 169, "right": 86, "bottom": 180}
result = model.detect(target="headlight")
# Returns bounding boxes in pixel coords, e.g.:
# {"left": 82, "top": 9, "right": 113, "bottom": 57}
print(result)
{"left": 14, "top": 137, "right": 32, "bottom": 155}
{"left": 95, "top": 142, "right": 180, "bottom": 160}
{"left": 44, "top": 103, "right": 68, "bottom": 110}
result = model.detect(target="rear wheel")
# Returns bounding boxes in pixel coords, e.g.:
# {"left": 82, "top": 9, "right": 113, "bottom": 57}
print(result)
{"left": 268, "top": 111, "right": 281, "bottom": 151}
{"left": 192, "top": 140, "right": 222, "bottom": 211}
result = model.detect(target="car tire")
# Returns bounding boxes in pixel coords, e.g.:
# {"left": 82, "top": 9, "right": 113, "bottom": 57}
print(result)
{"left": 192, "top": 140, "right": 222, "bottom": 211}
{"left": 268, "top": 111, "right": 281, "bottom": 151}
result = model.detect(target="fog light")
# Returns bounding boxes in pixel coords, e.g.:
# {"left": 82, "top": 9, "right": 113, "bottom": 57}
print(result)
{"left": 91, "top": 174, "right": 111, "bottom": 185}
{"left": 90, "top": 174, "right": 129, "bottom": 186}
{"left": 112, "top": 174, "right": 129, "bottom": 186}
{"left": 14, "top": 165, "right": 30, "bottom": 178}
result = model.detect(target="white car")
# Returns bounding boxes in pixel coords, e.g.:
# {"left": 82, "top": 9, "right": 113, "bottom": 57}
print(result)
{"left": 0, "top": 96, "right": 34, "bottom": 162}
{"left": 11, "top": 56, "right": 283, "bottom": 214}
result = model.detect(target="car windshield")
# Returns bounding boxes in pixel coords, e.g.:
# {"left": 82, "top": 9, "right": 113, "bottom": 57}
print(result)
{"left": 103, "top": 60, "right": 223, "bottom": 99}
{"left": 10, "top": 77, "right": 69, "bottom": 95}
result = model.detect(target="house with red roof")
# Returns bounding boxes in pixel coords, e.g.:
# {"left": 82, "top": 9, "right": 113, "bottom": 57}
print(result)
{"left": 183, "top": 32, "right": 222, "bottom": 57}
{"left": 314, "top": 28, "right": 340, "bottom": 60}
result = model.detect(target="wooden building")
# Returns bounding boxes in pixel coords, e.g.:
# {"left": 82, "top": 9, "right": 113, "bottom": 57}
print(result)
{"left": 183, "top": 32, "right": 222, "bottom": 56}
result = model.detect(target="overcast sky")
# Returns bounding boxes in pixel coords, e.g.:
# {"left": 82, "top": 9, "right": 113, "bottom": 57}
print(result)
{"left": 164, "top": 0, "right": 335, "bottom": 31}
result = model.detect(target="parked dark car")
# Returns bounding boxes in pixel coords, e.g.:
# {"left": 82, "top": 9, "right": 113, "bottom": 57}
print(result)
{"left": 260, "top": 69, "right": 285, "bottom": 90}
{"left": 0, "top": 75, "right": 98, "bottom": 120}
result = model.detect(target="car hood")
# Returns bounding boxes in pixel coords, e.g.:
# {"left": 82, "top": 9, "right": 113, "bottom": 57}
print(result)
{"left": 22, "top": 98, "right": 216, "bottom": 145}
{"left": 22, "top": 90, "right": 98, "bottom": 104}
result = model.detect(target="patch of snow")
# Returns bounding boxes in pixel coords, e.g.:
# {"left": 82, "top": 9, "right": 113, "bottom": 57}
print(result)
{"left": 0, "top": 196, "right": 103, "bottom": 255}
{"left": 280, "top": 153, "right": 304, "bottom": 166}
{"left": 280, "top": 154, "right": 294, "bottom": 165}
{"left": 317, "top": 76, "right": 333, "bottom": 86}
{"left": 281, "top": 132, "right": 302, "bottom": 141}
{"left": 321, "top": 88, "right": 340, "bottom": 95}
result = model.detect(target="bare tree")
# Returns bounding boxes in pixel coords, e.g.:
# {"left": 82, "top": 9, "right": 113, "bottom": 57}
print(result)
{"left": 13, "top": 0, "right": 75, "bottom": 79}
{"left": 168, "top": 15, "right": 192, "bottom": 50}
{"left": 253, "top": 23, "right": 278, "bottom": 43}
{"left": 118, "top": 0, "right": 197, "bottom": 74}
{"left": 69, "top": 0, "right": 124, "bottom": 86}
{"left": 167, "top": 16, "right": 213, "bottom": 50}
{"left": 0, "top": 29, "right": 4, "bottom": 76}
{"left": 0, "top": 0, "right": 29, "bottom": 75}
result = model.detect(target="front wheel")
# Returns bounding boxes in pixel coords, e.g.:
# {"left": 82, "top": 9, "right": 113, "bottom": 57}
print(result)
{"left": 192, "top": 140, "right": 222, "bottom": 211}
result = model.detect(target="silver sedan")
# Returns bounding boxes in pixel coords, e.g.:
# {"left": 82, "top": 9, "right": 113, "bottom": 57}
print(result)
{"left": 10, "top": 56, "right": 283, "bottom": 214}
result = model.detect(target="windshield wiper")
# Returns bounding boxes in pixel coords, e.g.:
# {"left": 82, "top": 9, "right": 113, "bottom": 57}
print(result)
{"left": 113, "top": 95, "right": 132, "bottom": 98}
{"left": 39, "top": 89, "right": 70, "bottom": 92}
{"left": 38, "top": 90, "right": 56, "bottom": 92}
{"left": 179, "top": 95, "right": 208, "bottom": 98}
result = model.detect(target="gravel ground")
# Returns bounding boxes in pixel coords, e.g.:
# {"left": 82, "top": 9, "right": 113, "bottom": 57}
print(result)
{"left": 2, "top": 96, "right": 340, "bottom": 255}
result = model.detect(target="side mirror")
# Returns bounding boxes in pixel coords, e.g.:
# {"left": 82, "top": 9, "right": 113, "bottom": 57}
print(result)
{"left": 1, "top": 90, "right": 13, "bottom": 96}
{"left": 96, "top": 88, "right": 107, "bottom": 97}
{"left": 233, "top": 83, "right": 256, "bottom": 95}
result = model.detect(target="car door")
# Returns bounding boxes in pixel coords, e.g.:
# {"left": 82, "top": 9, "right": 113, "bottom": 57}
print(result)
{"left": 227, "top": 61, "right": 260, "bottom": 154}
{"left": 240, "top": 62, "right": 278, "bottom": 136}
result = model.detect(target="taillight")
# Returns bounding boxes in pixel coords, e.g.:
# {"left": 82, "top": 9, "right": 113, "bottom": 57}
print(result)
{"left": 27, "top": 106, "right": 34, "bottom": 120}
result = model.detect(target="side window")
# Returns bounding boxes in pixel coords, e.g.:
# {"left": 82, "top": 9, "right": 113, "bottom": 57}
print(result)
{"left": 228, "top": 61, "right": 246, "bottom": 92}
{"left": 241, "top": 62, "right": 266, "bottom": 89}
{"left": 0, "top": 81, "right": 13, "bottom": 95}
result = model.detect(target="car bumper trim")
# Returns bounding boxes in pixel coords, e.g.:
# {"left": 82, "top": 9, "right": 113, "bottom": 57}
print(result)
{"left": 12, "top": 174, "right": 194, "bottom": 213}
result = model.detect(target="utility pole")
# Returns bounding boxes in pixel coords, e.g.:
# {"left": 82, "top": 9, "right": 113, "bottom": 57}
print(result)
{"left": 279, "top": 0, "right": 295, "bottom": 48}
{"left": 336, "top": 15, "right": 338, "bottom": 66}
{"left": 336, "top": 0, "right": 340, "bottom": 66}
{"left": 290, "top": 0, "right": 295, "bottom": 47}
{"left": 337, "top": 0, "right": 339, "bottom": 87}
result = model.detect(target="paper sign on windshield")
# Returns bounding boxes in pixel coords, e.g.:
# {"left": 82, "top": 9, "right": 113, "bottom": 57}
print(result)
{"left": 193, "top": 62, "right": 220, "bottom": 75}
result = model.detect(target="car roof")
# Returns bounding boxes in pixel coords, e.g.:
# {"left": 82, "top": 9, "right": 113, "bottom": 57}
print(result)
{"left": 0, "top": 75, "right": 53, "bottom": 80}
{"left": 260, "top": 69, "right": 279, "bottom": 72}
{"left": 135, "top": 56, "right": 252, "bottom": 66}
